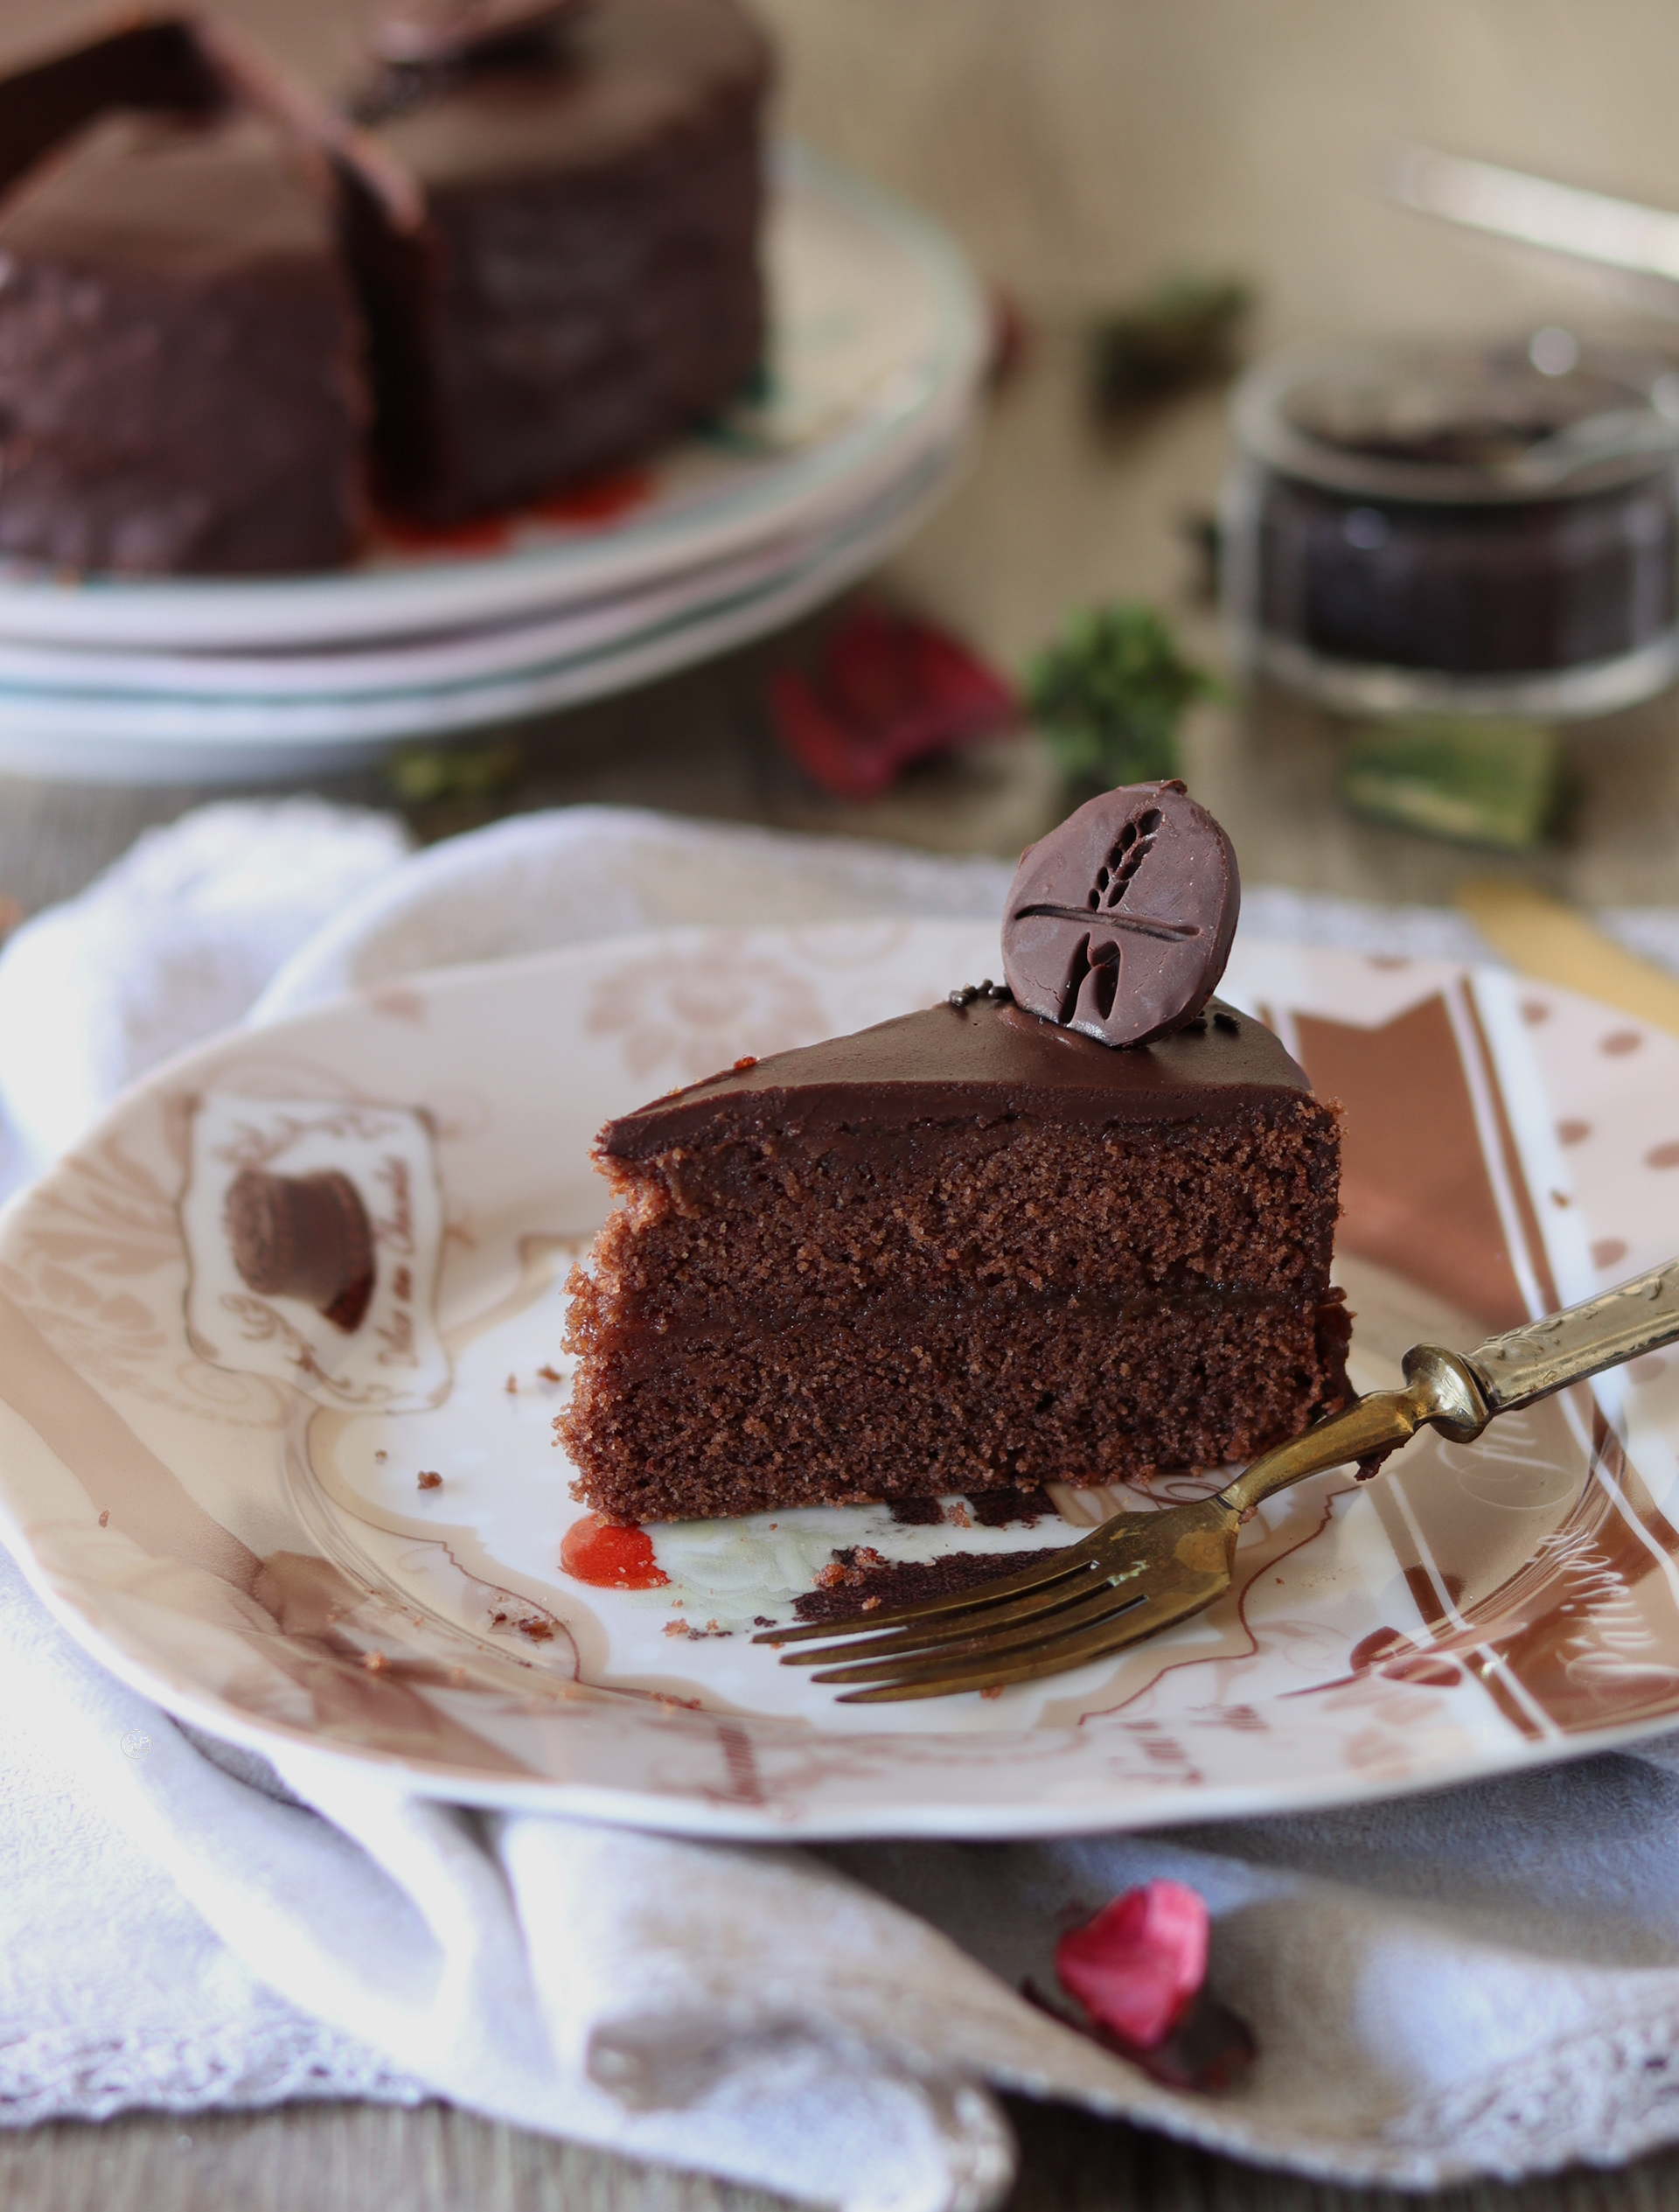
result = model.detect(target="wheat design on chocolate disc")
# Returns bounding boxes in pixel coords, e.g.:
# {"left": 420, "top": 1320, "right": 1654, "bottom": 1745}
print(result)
{"left": 1000, "top": 778, "right": 1240, "bottom": 1048}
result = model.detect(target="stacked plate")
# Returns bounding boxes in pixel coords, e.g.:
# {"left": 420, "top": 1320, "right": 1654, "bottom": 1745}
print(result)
{"left": 0, "top": 147, "right": 987, "bottom": 784}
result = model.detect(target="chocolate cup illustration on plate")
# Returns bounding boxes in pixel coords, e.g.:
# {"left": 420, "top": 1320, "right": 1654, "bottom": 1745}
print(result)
{"left": 1001, "top": 779, "right": 1240, "bottom": 1046}
{"left": 225, "top": 1167, "right": 376, "bottom": 1336}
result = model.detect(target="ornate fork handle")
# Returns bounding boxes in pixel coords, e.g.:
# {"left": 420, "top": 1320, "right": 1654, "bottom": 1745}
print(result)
{"left": 1219, "top": 1260, "right": 1679, "bottom": 1519}
{"left": 1463, "top": 1260, "right": 1679, "bottom": 1413}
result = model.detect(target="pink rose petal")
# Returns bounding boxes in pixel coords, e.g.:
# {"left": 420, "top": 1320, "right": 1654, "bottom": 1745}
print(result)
{"left": 770, "top": 604, "right": 1017, "bottom": 800}
{"left": 1054, "top": 1879, "right": 1210, "bottom": 2048}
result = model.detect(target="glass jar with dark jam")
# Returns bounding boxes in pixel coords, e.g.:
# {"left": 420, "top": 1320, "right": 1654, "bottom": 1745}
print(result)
{"left": 1222, "top": 332, "right": 1679, "bottom": 717}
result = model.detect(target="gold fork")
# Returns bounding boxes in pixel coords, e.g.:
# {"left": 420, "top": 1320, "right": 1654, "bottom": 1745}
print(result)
{"left": 755, "top": 1260, "right": 1679, "bottom": 1702}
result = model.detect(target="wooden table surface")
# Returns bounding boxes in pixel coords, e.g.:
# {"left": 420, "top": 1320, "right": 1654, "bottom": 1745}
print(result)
{"left": 11, "top": 3, "right": 1679, "bottom": 2206}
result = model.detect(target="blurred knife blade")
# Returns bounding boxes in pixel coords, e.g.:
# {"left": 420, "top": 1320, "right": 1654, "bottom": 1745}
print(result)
{"left": 1388, "top": 144, "right": 1679, "bottom": 290}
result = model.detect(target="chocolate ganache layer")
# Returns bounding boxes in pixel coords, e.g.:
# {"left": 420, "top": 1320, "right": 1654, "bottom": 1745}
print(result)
{"left": 602, "top": 987, "right": 1307, "bottom": 1159}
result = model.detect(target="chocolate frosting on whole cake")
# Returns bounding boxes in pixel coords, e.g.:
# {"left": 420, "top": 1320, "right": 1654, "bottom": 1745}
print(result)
{"left": 373, "top": 0, "right": 588, "bottom": 67}
{"left": 2, "top": 110, "right": 330, "bottom": 280}
{"left": 0, "top": 20, "right": 223, "bottom": 194}
{"left": 353, "top": 0, "right": 766, "bottom": 177}
{"left": 1001, "top": 779, "right": 1240, "bottom": 1048}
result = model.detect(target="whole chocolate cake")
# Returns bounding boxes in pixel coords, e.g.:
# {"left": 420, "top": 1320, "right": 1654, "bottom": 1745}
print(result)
{"left": 560, "top": 783, "right": 1348, "bottom": 1522}
{"left": 0, "top": 0, "right": 770, "bottom": 570}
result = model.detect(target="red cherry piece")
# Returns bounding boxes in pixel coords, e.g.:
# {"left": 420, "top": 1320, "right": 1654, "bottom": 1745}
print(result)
{"left": 986, "top": 287, "right": 1031, "bottom": 388}
{"left": 560, "top": 1513, "right": 669, "bottom": 1590}
{"left": 769, "top": 670, "right": 897, "bottom": 800}
{"left": 1055, "top": 1879, "right": 1210, "bottom": 2048}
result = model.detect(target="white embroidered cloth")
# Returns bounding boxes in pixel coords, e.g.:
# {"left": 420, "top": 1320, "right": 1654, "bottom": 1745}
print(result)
{"left": 6, "top": 800, "right": 1679, "bottom": 2205}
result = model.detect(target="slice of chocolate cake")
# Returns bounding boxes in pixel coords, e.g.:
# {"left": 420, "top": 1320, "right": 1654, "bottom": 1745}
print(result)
{"left": 561, "top": 784, "right": 1348, "bottom": 1523}
{"left": 0, "top": 22, "right": 366, "bottom": 575}
{"left": 343, "top": 0, "right": 770, "bottom": 523}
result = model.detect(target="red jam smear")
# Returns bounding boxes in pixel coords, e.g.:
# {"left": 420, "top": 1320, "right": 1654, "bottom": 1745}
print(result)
{"left": 561, "top": 1514, "right": 668, "bottom": 1590}
{"left": 376, "top": 511, "right": 514, "bottom": 557}
{"left": 533, "top": 467, "right": 653, "bottom": 526}
{"left": 371, "top": 469, "right": 652, "bottom": 562}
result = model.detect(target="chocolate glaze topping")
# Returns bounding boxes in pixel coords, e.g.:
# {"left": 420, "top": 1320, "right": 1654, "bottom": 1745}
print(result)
{"left": 1002, "top": 779, "right": 1239, "bottom": 1048}
{"left": 600, "top": 988, "right": 1306, "bottom": 1160}
{"left": 3, "top": 111, "right": 329, "bottom": 278}
{"left": 354, "top": 0, "right": 767, "bottom": 185}
{"left": 0, "top": 23, "right": 222, "bottom": 204}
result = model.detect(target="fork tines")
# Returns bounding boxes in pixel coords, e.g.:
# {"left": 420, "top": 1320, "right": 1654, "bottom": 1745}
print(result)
{"left": 752, "top": 1504, "right": 1236, "bottom": 1703}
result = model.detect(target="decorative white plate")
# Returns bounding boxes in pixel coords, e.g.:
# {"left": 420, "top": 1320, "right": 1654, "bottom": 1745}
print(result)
{"left": 3, "top": 920, "right": 1676, "bottom": 1839}
{"left": 0, "top": 440, "right": 962, "bottom": 783}
{"left": 0, "top": 441, "right": 962, "bottom": 703}
{"left": 0, "top": 149, "right": 985, "bottom": 655}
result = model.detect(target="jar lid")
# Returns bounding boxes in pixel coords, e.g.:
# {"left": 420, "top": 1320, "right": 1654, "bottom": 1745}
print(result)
{"left": 1233, "top": 332, "right": 1679, "bottom": 506}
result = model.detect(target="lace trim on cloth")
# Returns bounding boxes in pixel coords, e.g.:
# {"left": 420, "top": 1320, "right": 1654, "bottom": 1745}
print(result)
{"left": 1389, "top": 2001, "right": 1679, "bottom": 2180}
{"left": 0, "top": 2020, "right": 423, "bottom": 2128}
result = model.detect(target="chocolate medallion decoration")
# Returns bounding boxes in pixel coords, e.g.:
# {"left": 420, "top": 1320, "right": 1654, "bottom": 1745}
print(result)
{"left": 1001, "top": 779, "right": 1239, "bottom": 1046}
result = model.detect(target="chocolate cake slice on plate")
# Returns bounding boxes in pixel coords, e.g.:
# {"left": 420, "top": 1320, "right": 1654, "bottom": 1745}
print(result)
{"left": 561, "top": 782, "right": 1348, "bottom": 1522}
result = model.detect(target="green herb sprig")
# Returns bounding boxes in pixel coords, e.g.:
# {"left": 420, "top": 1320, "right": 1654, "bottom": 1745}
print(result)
{"left": 1025, "top": 604, "right": 1218, "bottom": 790}
{"left": 1088, "top": 275, "right": 1254, "bottom": 412}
